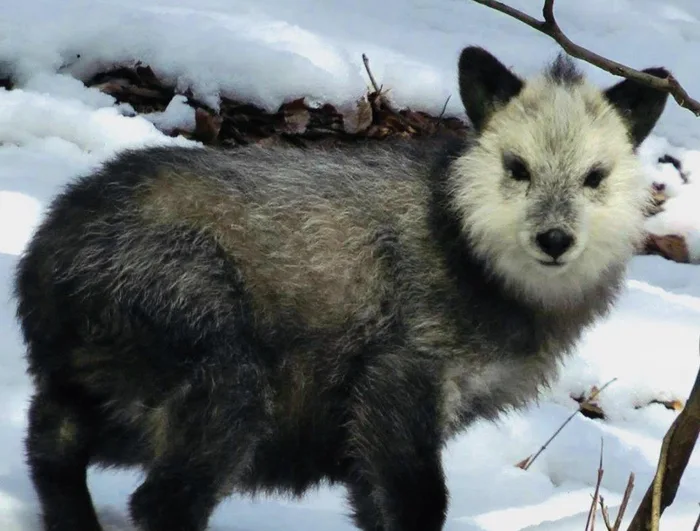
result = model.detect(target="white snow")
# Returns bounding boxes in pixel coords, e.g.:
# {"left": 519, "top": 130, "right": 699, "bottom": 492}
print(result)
{"left": 1, "top": 0, "right": 700, "bottom": 530}
{"left": 142, "top": 94, "right": 197, "bottom": 134}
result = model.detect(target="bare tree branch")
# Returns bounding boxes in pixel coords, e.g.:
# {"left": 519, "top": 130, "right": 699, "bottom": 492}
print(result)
{"left": 626, "top": 362, "right": 700, "bottom": 530}
{"left": 471, "top": 0, "right": 700, "bottom": 116}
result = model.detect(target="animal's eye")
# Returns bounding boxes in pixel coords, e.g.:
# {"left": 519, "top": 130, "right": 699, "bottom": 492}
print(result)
{"left": 584, "top": 166, "right": 607, "bottom": 189}
{"left": 503, "top": 154, "right": 531, "bottom": 182}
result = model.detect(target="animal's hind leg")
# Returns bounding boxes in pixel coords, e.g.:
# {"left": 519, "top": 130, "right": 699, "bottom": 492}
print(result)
{"left": 128, "top": 362, "right": 266, "bottom": 531}
{"left": 346, "top": 477, "right": 384, "bottom": 531}
{"left": 129, "top": 455, "right": 223, "bottom": 531}
{"left": 26, "top": 383, "right": 103, "bottom": 531}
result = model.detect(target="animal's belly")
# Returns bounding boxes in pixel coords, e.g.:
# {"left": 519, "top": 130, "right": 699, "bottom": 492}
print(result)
{"left": 241, "top": 416, "right": 350, "bottom": 495}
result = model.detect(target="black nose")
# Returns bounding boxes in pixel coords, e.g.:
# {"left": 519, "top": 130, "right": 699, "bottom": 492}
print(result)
{"left": 536, "top": 228, "right": 574, "bottom": 259}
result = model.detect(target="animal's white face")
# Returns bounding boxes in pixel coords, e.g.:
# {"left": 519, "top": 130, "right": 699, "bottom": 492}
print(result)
{"left": 453, "top": 48, "right": 669, "bottom": 307}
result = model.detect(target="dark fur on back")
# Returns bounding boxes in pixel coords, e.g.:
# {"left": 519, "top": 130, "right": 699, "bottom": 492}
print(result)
{"left": 14, "top": 46, "right": 669, "bottom": 531}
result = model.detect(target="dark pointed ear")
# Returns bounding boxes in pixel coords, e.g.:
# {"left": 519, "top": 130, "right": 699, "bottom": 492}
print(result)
{"left": 458, "top": 46, "right": 524, "bottom": 132}
{"left": 603, "top": 67, "right": 670, "bottom": 148}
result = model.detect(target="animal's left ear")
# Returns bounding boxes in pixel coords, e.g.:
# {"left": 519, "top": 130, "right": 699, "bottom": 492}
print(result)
{"left": 603, "top": 67, "right": 670, "bottom": 148}
{"left": 458, "top": 46, "right": 524, "bottom": 132}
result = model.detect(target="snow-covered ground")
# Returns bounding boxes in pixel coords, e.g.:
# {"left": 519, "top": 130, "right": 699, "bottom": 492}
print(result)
{"left": 1, "top": 0, "right": 700, "bottom": 530}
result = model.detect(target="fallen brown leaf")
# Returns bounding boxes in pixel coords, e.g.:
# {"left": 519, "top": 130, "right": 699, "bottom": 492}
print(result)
{"left": 570, "top": 388, "right": 606, "bottom": 420}
{"left": 365, "top": 124, "right": 393, "bottom": 139}
{"left": 134, "top": 63, "right": 161, "bottom": 87}
{"left": 643, "top": 233, "right": 690, "bottom": 263}
{"left": 280, "top": 98, "right": 311, "bottom": 135}
{"left": 402, "top": 110, "right": 437, "bottom": 135}
{"left": 643, "top": 398, "right": 685, "bottom": 412}
{"left": 193, "top": 108, "right": 223, "bottom": 144}
{"left": 514, "top": 455, "right": 532, "bottom": 469}
{"left": 341, "top": 97, "right": 373, "bottom": 134}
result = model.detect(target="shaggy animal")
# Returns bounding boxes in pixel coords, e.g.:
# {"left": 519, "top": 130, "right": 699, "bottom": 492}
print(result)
{"left": 15, "top": 46, "right": 669, "bottom": 531}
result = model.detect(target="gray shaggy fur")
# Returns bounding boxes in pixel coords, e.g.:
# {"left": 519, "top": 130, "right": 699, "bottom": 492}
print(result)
{"left": 14, "top": 47, "right": 669, "bottom": 531}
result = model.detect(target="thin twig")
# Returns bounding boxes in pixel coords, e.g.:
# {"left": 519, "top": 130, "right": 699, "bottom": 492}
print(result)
{"left": 691, "top": 507, "right": 700, "bottom": 531}
{"left": 599, "top": 496, "right": 613, "bottom": 530}
{"left": 437, "top": 94, "right": 452, "bottom": 122}
{"left": 523, "top": 378, "right": 617, "bottom": 470}
{"left": 595, "top": 470, "right": 635, "bottom": 531}
{"left": 612, "top": 473, "right": 635, "bottom": 531}
{"left": 693, "top": 514, "right": 700, "bottom": 531}
{"left": 361, "top": 53, "right": 428, "bottom": 133}
{"left": 361, "top": 53, "right": 382, "bottom": 95}
{"left": 586, "top": 439, "right": 605, "bottom": 531}
{"left": 471, "top": 0, "right": 700, "bottom": 116}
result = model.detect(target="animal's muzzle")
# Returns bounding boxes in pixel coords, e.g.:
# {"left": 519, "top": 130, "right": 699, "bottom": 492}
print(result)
{"left": 535, "top": 228, "right": 574, "bottom": 259}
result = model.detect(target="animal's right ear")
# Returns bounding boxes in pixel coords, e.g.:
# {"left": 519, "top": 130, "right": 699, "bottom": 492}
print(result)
{"left": 602, "top": 67, "right": 670, "bottom": 149}
{"left": 458, "top": 46, "right": 524, "bottom": 132}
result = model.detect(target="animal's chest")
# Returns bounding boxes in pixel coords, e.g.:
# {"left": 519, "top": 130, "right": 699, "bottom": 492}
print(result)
{"left": 439, "top": 355, "right": 558, "bottom": 438}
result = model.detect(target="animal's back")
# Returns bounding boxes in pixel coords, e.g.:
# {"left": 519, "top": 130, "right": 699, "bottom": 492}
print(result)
{"left": 17, "top": 139, "right": 437, "bottom": 386}
{"left": 137, "top": 143, "right": 432, "bottom": 330}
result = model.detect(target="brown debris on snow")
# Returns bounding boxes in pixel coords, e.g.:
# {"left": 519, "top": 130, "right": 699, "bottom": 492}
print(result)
{"left": 642, "top": 155, "right": 695, "bottom": 264}
{"left": 646, "top": 182, "right": 669, "bottom": 218}
{"left": 642, "top": 233, "right": 690, "bottom": 264}
{"left": 88, "top": 63, "right": 175, "bottom": 113}
{"left": 570, "top": 387, "right": 608, "bottom": 420}
{"left": 82, "top": 62, "right": 469, "bottom": 149}
{"left": 569, "top": 386, "right": 687, "bottom": 422}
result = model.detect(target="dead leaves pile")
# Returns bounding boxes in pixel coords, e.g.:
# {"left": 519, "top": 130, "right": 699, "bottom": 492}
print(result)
{"left": 84, "top": 62, "right": 468, "bottom": 149}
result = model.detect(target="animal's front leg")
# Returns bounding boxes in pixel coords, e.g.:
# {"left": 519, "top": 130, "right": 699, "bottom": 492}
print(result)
{"left": 347, "top": 360, "right": 448, "bottom": 531}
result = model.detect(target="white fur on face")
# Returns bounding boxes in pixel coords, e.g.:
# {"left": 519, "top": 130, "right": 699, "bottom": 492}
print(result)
{"left": 450, "top": 76, "right": 652, "bottom": 308}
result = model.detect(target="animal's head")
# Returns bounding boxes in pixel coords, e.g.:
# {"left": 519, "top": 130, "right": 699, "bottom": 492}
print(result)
{"left": 450, "top": 46, "right": 669, "bottom": 307}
